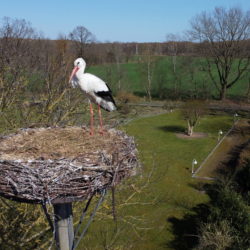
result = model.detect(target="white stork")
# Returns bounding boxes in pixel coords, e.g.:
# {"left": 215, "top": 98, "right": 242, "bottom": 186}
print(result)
{"left": 69, "top": 58, "right": 116, "bottom": 135}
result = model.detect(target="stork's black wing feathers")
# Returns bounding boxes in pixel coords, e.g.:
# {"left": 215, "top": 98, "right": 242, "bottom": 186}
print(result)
{"left": 95, "top": 90, "right": 116, "bottom": 106}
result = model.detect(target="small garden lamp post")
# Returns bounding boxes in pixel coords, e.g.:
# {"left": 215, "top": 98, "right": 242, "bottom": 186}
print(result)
{"left": 234, "top": 113, "right": 239, "bottom": 123}
{"left": 192, "top": 159, "right": 198, "bottom": 174}
{"left": 218, "top": 130, "right": 223, "bottom": 141}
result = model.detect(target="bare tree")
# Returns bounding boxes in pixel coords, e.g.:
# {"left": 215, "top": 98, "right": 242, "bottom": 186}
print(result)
{"left": 181, "top": 100, "right": 207, "bottom": 136}
{"left": 139, "top": 44, "right": 155, "bottom": 101}
{"left": 56, "top": 33, "right": 69, "bottom": 62}
{"left": 189, "top": 7, "right": 250, "bottom": 100}
{"left": 166, "top": 34, "right": 186, "bottom": 97}
{"left": 0, "top": 17, "right": 37, "bottom": 112}
{"left": 68, "top": 26, "right": 96, "bottom": 58}
{"left": 166, "top": 33, "right": 181, "bottom": 73}
{"left": 113, "top": 42, "right": 125, "bottom": 91}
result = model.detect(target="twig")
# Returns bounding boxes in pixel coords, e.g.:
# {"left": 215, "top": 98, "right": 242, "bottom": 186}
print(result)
{"left": 41, "top": 203, "right": 54, "bottom": 232}
{"left": 73, "top": 189, "right": 107, "bottom": 250}
{"left": 74, "top": 194, "right": 94, "bottom": 239}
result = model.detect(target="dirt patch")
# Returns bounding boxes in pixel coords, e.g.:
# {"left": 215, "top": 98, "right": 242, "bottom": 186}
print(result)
{"left": 175, "top": 132, "right": 207, "bottom": 139}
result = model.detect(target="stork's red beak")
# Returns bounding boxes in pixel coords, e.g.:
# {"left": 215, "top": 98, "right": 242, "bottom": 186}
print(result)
{"left": 69, "top": 66, "right": 79, "bottom": 83}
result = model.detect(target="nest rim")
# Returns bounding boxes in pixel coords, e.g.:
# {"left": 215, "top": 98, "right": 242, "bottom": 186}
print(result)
{"left": 0, "top": 126, "right": 138, "bottom": 204}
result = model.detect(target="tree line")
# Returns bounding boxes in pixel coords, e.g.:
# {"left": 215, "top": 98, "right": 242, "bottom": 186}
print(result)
{"left": 0, "top": 6, "right": 250, "bottom": 107}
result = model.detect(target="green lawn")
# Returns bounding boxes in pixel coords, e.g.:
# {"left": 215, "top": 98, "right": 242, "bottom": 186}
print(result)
{"left": 80, "top": 111, "right": 233, "bottom": 249}
{"left": 87, "top": 56, "right": 249, "bottom": 99}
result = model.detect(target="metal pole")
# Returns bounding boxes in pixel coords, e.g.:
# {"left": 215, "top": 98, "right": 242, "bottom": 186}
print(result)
{"left": 53, "top": 203, "right": 74, "bottom": 250}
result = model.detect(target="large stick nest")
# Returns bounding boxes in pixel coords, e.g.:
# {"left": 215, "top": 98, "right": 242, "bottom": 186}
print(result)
{"left": 0, "top": 127, "right": 138, "bottom": 204}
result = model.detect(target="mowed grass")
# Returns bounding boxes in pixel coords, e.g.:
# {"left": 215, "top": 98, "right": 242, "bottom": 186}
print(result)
{"left": 80, "top": 111, "right": 233, "bottom": 249}
{"left": 106, "top": 111, "right": 232, "bottom": 249}
{"left": 65, "top": 111, "right": 234, "bottom": 250}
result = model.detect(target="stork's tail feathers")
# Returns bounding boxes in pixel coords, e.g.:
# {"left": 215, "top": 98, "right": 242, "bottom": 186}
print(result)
{"left": 95, "top": 91, "right": 117, "bottom": 112}
{"left": 100, "top": 100, "right": 117, "bottom": 112}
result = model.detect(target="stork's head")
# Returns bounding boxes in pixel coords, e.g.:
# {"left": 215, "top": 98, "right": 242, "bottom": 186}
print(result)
{"left": 69, "top": 58, "right": 86, "bottom": 83}
{"left": 74, "top": 57, "right": 86, "bottom": 68}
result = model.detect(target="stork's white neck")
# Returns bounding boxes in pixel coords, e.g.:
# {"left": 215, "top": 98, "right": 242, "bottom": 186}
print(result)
{"left": 76, "top": 64, "right": 85, "bottom": 79}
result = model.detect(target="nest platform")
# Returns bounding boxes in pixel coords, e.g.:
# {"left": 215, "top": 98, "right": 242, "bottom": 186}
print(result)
{"left": 0, "top": 127, "right": 138, "bottom": 204}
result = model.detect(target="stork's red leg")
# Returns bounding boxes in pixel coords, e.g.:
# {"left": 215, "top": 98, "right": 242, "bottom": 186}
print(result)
{"left": 98, "top": 105, "right": 104, "bottom": 135}
{"left": 89, "top": 102, "right": 94, "bottom": 136}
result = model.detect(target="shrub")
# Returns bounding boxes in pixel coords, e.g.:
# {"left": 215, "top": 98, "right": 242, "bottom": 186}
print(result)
{"left": 116, "top": 91, "right": 139, "bottom": 104}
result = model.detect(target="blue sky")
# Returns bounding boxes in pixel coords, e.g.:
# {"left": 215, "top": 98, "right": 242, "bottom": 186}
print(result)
{"left": 0, "top": 0, "right": 249, "bottom": 42}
